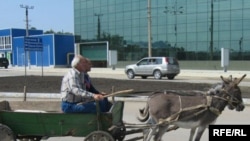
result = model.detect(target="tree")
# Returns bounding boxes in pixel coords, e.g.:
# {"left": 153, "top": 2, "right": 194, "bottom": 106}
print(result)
{"left": 44, "top": 29, "right": 55, "bottom": 34}
{"left": 30, "top": 27, "right": 37, "bottom": 30}
{"left": 44, "top": 29, "right": 73, "bottom": 35}
{"left": 100, "top": 32, "right": 124, "bottom": 50}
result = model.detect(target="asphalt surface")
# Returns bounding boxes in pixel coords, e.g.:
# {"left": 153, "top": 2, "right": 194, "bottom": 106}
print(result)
{"left": 1, "top": 67, "right": 250, "bottom": 141}
{"left": 1, "top": 66, "right": 250, "bottom": 83}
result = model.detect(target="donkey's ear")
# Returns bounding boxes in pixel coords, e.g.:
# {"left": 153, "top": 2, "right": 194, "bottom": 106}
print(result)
{"left": 236, "top": 74, "right": 247, "bottom": 85}
{"left": 220, "top": 75, "right": 230, "bottom": 84}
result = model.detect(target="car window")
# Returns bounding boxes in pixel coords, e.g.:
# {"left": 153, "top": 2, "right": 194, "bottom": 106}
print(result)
{"left": 138, "top": 59, "right": 148, "bottom": 65}
{"left": 155, "top": 58, "right": 162, "bottom": 64}
{"left": 168, "top": 57, "right": 178, "bottom": 65}
{"left": 149, "top": 59, "right": 157, "bottom": 65}
{"left": 168, "top": 58, "right": 174, "bottom": 64}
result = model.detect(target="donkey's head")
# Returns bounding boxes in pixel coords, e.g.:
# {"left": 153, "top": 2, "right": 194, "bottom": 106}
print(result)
{"left": 220, "top": 74, "right": 246, "bottom": 111}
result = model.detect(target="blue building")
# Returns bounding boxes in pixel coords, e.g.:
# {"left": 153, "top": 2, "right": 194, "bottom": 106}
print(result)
{"left": 0, "top": 28, "right": 43, "bottom": 61}
{"left": 0, "top": 28, "right": 74, "bottom": 67}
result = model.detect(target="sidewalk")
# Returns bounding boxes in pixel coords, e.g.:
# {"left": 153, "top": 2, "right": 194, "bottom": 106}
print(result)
{"left": 1, "top": 92, "right": 249, "bottom": 105}
{"left": 7, "top": 66, "right": 250, "bottom": 78}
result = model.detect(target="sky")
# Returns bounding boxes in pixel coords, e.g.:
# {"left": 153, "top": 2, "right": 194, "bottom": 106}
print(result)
{"left": 0, "top": 0, "right": 74, "bottom": 33}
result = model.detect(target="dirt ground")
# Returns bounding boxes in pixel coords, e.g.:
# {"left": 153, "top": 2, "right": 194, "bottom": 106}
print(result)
{"left": 0, "top": 76, "right": 249, "bottom": 98}
{"left": 0, "top": 76, "right": 212, "bottom": 93}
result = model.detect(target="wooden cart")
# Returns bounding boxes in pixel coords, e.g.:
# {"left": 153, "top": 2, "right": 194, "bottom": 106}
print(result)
{"left": 0, "top": 100, "right": 127, "bottom": 141}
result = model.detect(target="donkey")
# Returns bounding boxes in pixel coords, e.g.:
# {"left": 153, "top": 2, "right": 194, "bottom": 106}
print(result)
{"left": 137, "top": 74, "right": 246, "bottom": 141}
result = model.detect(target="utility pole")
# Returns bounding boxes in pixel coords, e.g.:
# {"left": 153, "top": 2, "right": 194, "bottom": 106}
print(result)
{"left": 210, "top": 0, "right": 214, "bottom": 60}
{"left": 147, "top": 0, "right": 152, "bottom": 57}
{"left": 20, "top": 4, "right": 34, "bottom": 68}
{"left": 20, "top": 4, "right": 34, "bottom": 102}
{"left": 95, "top": 13, "right": 103, "bottom": 40}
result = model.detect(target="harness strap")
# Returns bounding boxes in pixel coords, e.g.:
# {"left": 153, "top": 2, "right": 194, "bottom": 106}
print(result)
{"left": 158, "top": 95, "right": 222, "bottom": 125}
{"left": 213, "top": 92, "right": 241, "bottom": 109}
{"left": 209, "top": 107, "right": 221, "bottom": 116}
{"left": 207, "top": 95, "right": 221, "bottom": 116}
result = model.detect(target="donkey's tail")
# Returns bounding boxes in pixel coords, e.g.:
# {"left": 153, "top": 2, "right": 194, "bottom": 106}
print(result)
{"left": 137, "top": 103, "right": 149, "bottom": 122}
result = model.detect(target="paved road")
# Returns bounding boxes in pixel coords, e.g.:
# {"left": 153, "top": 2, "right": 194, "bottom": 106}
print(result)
{"left": 4, "top": 98, "right": 250, "bottom": 141}
{"left": 1, "top": 66, "right": 250, "bottom": 85}
{"left": 39, "top": 101, "right": 250, "bottom": 141}
{"left": 5, "top": 101, "right": 246, "bottom": 141}
{"left": 1, "top": 67, "right": 249, "bottom": 141}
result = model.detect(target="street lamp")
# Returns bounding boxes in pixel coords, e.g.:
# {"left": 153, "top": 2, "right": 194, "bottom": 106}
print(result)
{"left": 164, "top": 0, "right": 183, "bottom": 48}
{"left": 94, "top": 13, "right": 103, "bottom": 40}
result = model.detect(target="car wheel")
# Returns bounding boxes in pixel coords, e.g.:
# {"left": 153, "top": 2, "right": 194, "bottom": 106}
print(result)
{"left": 126, "top": 70, "right": 135, "bottom": 79}
{"left": 141, "top": 76, "right": 147, "bottom": 79}
{"left": 4, "top": 66, "right": 8, "bottom": 69}
{"left": 167, "top": 74, "right": 175, "bottom": 80}
{"left": 153, "top": 70, "right": 162, "bottom": 79}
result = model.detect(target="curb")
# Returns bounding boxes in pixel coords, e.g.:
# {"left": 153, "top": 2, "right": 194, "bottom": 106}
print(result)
{"left": 1, "top": 92, "right": 249, "bottom": 106}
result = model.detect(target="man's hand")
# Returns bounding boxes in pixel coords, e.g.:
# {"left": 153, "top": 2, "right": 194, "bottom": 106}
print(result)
{"left": 100, "top": 92, "right": 107, "bottom": 96}
{"left": 93, "top": 94, "right": 104, "bottom": 100}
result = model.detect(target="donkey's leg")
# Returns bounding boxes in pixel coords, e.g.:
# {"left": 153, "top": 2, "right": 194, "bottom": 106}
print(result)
{"left": 143, "top": 128, "right": 150, "bottom": 141}
{"left": 154, "top": 125, "right": 168, "bottom": 141}
{"left": 143, "top": 117, "right": 157, "bottom": 141}
{"left": 194, "top": 126, "right": 207, "bottom": 141}
{"left": 144, "top": 126, "right": 158, "bottom": 141}
{"left": 189, "top": 127, "right": 197, "bottom": 141}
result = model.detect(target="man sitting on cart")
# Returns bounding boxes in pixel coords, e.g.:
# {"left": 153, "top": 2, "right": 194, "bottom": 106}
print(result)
{"left": 61, "top": 55, "right": 112, "bottom": 113}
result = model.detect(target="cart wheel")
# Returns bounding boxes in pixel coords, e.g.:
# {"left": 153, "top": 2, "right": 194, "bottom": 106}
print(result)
{"left": 84, "top": 131, "right": 115, "bottom": 141}
{"left": 110, "top": 125, "right": 126, "bottom": 141}
{"left": 0, "top": 124, "right": 16, "bottom": 141}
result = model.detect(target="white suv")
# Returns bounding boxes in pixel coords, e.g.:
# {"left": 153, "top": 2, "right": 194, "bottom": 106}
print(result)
{"left": 125, "top": 57, "right": 180, "bottom": 80}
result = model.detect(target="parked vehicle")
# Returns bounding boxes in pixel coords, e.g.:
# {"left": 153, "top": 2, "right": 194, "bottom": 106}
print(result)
{"left": 0, "top": 57, "right": 9, "bottom": 69}
{"left": 125, "top": 57, "right": 180, "bottom": 80}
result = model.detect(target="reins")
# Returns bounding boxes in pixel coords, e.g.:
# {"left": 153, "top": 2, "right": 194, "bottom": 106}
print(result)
{"left": 77, "top": 89, "right": 134, "bottom": 105}
{"left": 127, "top": 89, "right": 241, "bottom": 129}
{"left": 134, "top": 74, "right": 246, "bottom": 141}
{"left": 157, "top": 88, "right": 238, "bottom": 125}
{"left": 214, "top": 90, "right": 242, "bottom": 109}
{"left": 158, "top": 95, "right": 213, "bottom": 125}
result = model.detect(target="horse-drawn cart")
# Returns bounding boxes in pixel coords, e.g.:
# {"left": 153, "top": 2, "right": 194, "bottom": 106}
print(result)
{"left": 0, "top": 100, "right": 132, "bottom": 141}
{"left": 0, "top": 99, "right": 146, "bottom": 141}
